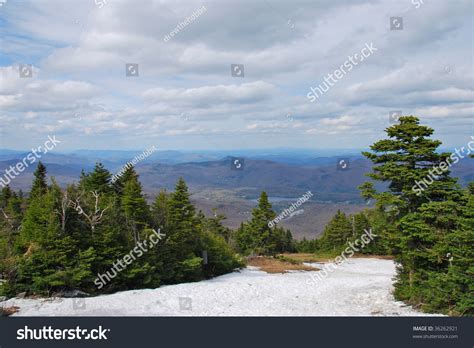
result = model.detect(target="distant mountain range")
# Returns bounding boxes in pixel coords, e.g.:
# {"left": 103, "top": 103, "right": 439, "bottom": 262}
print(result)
{"left": 0, "top": 148, "right": 366, "bottom": 166}
{"left": 1, "top": 149, "right": 471, "bottom": 239}
{"left": 0, "top": 149, "right": 472, "bottom": 201}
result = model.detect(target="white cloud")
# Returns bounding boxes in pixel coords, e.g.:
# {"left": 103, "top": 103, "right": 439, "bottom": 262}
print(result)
{"left": 0, "top": 67, "right": 101, "bottom": 112}
{"left": 142, "top": 81, "right": 276, "bottom": 106}
{"left": 0, "top": 0, "right": 472, "bottom": 150}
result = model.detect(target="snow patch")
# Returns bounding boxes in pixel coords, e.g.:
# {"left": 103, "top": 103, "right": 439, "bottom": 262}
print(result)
{"left": 1, "top": 258, "right": 441, "bottom": 316}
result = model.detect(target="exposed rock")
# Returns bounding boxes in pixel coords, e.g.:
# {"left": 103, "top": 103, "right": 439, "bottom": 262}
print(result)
{"left": 61, "top": 290, "right": 90, "bottom": 298}
{"left": 16, "top": 292, "right": 26, "bottom": 299}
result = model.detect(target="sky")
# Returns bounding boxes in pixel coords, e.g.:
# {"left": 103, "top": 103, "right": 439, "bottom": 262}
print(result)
{"left": 0, "top": 0, "right": 472, "bottom": 151}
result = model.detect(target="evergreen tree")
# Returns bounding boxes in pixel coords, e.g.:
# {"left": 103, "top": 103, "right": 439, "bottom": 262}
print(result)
{"left": 29, "top": 162, "right": 48, "bottom": 199}
{"left": 440, "top": 188, "right": 474, "bottom": 315}
{"left": 160, "top": 178, "right": 202, "bottom": 282}
{"left": 80, "top": 163, "right": 112, "bottom": 194}
{"left": 112, "top": 165, "right": 136, "bottom": 193}
{"left": 359, "top": 116, "right": 461, "bottom": 214}
{"left": 0, "top": 185, "right": 12, "bottom": 205}
{"left": 362, "top": 209, "right": 393, "bottom": 255}
{"left": 168, "top": 178, "right": 195, "bottom": 229}
{"left": 151, "top": 190, "right": 169, "bottom": 230}
{"left": 318, "top": 210, "right": 352, "bottom": 251}
{"left": 235, "top": 222, "right": 254, "bottom": 255}
{"left": 14, "top": 182, "right": 90, "bottom": 295}
{"left": 0, "top": 166, "right": 242, "bottom": 296}
{"left": 200, "top": 229, "right": 242, "bottom": 278}
{"left": 361, "top": 115, "right": 472, "bottom": 315}
{"left": 349, "top": 212, "right": 387, "bottom": 254}
{"left": 202, "top": 210, "right": 232, "bottom": 244}
{"left": 120, "top": 167, "right": 149, "bottom": 244}
{"left": 295, "top": 237, "right": 319, "bottom": 253}
{"left": 0, "top": 185, "right": 22, "bottom": 231}
{"left": 0, "top": 185, "right": 24, "bottom": 295}
{"left": 235, "top": 191, "right": 285, "bottom": 255}
{"left": 274, "top": 228, "right": 295, "bottom": 253}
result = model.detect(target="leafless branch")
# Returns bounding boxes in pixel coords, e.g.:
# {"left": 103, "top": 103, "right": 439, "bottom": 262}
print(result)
{"left": 54, "top": 190, "right": 69, "bottom": 233}
{"left": 0, "top": 208, "right": 14, "bottom": 229}
{"left": 69, "top": 191, "right": 110, "bottom": 233}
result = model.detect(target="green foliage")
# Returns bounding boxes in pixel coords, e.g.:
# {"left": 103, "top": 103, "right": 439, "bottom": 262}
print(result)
{"left": 158, "top": 178, "right": 201, "bottom": 282}
{"left": 200, "top": 231, "right": 243, "bottom": 277}
{"left": 29, "top": 162, "right": 48, "bottom": 199}
{"left": 393, "top": 192, "right": 473, "bottom": 315}
{"left": 11, "top": 184, "right": 92, "bottom": 294}
{"left": 120, "top": 167, "right": 149, "bottom": 243}
{"left": 151, "top": 189, "right": 169, "bottom": 229}
{"left": 361, "top": 210, "right": 393, "bottom": 255}
{"left": 359, "top": 116, "right": 461, "bottom": 213}
{"left": 362, "top": 115, "right": 473, "bottom": 316}
{"left": 235, "top": 191, "right": 295, "bottom": 255}
{"left": 0, "top": 165, "right": 241, "bottom": 297}
{"left": 295, "top": 237, "right": 319, "bottom": 253}
{"left": 112, "top": 165, "right": 136, "bottom": 193}
{"left": 295, "top": 116, "right": 471, "bottom": 316}
{"left": 318, "top": 210, "right": 352, "bottom": 251}
{"left": 79, "top": 163, "right": 112, "bottom": 194}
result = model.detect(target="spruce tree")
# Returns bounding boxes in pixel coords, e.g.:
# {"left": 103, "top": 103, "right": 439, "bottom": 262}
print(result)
{"left": 151, "top": 189, "right": 169, "bottom": 229}
{"left": 168, "top": 178, "right": 195, "bottom": 228}
{"left": 0, "top": 185, "right": 12, "bottom": 205}
{"left": 29, "top": 162, "right": 48, "bottom": 199}
{"left": 361, "top": 115, "right": 472, "bottom": 315}
{"left": 359, "top": 116, "right": 461, "bottom": 214}
{"left": 112, "top": 165, "right": 136, "bottom": 193}
{"left": 236, "top": 191, "right": 277, "bottom": 255}
{"left": 319, "top": 210, "right": 352, "bottom": 251}
{"left": 14, "top": 182, "right": 85, "bottom": 294}
{"left": 0, "top": 185, "right": 23, "bottom": 293}
{"left": 1, "top": 164, "right": 242, "bottom": 296}
{"left": 120, "top": 167, "right": 149, "bottom": 244}
{"left": 161, "top": 178, "right": 202, "bottom": 282}
{"left": 80, "top": 163, "right": 112, "bottom": 194}
{"left": 440, "top": 187, "right": 474, "bottom": 315}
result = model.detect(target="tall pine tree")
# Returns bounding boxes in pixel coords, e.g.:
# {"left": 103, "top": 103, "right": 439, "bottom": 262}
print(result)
{"left": 29, "top": 162, "right": 47, "bottom": 199}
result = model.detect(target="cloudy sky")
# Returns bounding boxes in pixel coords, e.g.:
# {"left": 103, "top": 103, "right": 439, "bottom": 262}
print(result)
{"left": 0, "top": 0, "right": 472, "bottom": 151}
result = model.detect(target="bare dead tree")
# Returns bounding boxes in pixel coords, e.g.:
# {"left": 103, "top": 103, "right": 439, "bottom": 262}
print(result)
{"left": 0, "top": 208, "right": 14, "bottom": 230}
{"left": 130, "top": 220, "right": 139, "bottom": 245}
{"left": 0, "top": 207, "right": 22, "bottom": 250}
{"left": 54, "top": 190, "right": 69, "bottom": 233}
{"left": 123, "top": 215, "right": 140, "bottom": 245}
{"left": 69, "top": 191, "right": 110, "bottom": 233}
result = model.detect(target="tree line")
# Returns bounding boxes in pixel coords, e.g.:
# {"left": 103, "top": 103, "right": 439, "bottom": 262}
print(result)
{"left": 0, "top": 163, "right": 295, "bottom": 297}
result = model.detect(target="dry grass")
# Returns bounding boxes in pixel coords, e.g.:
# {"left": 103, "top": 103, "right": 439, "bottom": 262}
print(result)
{"left": 0, "top": 306, "right": 20, "bottom": 317}
{"left": 281, "top": 252, "right": 394, "bottom": 263}
{"left": 247, "top": 256, "right": 318, "bottom": 273}
{"left": 248, "top": 252, "right": 393, "bottom": 274}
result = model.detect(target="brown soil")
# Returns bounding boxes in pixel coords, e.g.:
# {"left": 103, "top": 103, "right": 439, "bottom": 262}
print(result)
{"left": 247, "top": 256, "right": 318, "bottom": 273}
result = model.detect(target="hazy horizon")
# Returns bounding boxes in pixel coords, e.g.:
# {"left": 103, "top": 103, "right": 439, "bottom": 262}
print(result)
{"left": 0, "top": 145, "right": 469, "bottom": 156}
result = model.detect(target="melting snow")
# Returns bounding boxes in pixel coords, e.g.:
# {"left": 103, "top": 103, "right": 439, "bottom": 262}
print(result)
{"left": 1, "top": 258, "right": 440, "bottom": 316}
